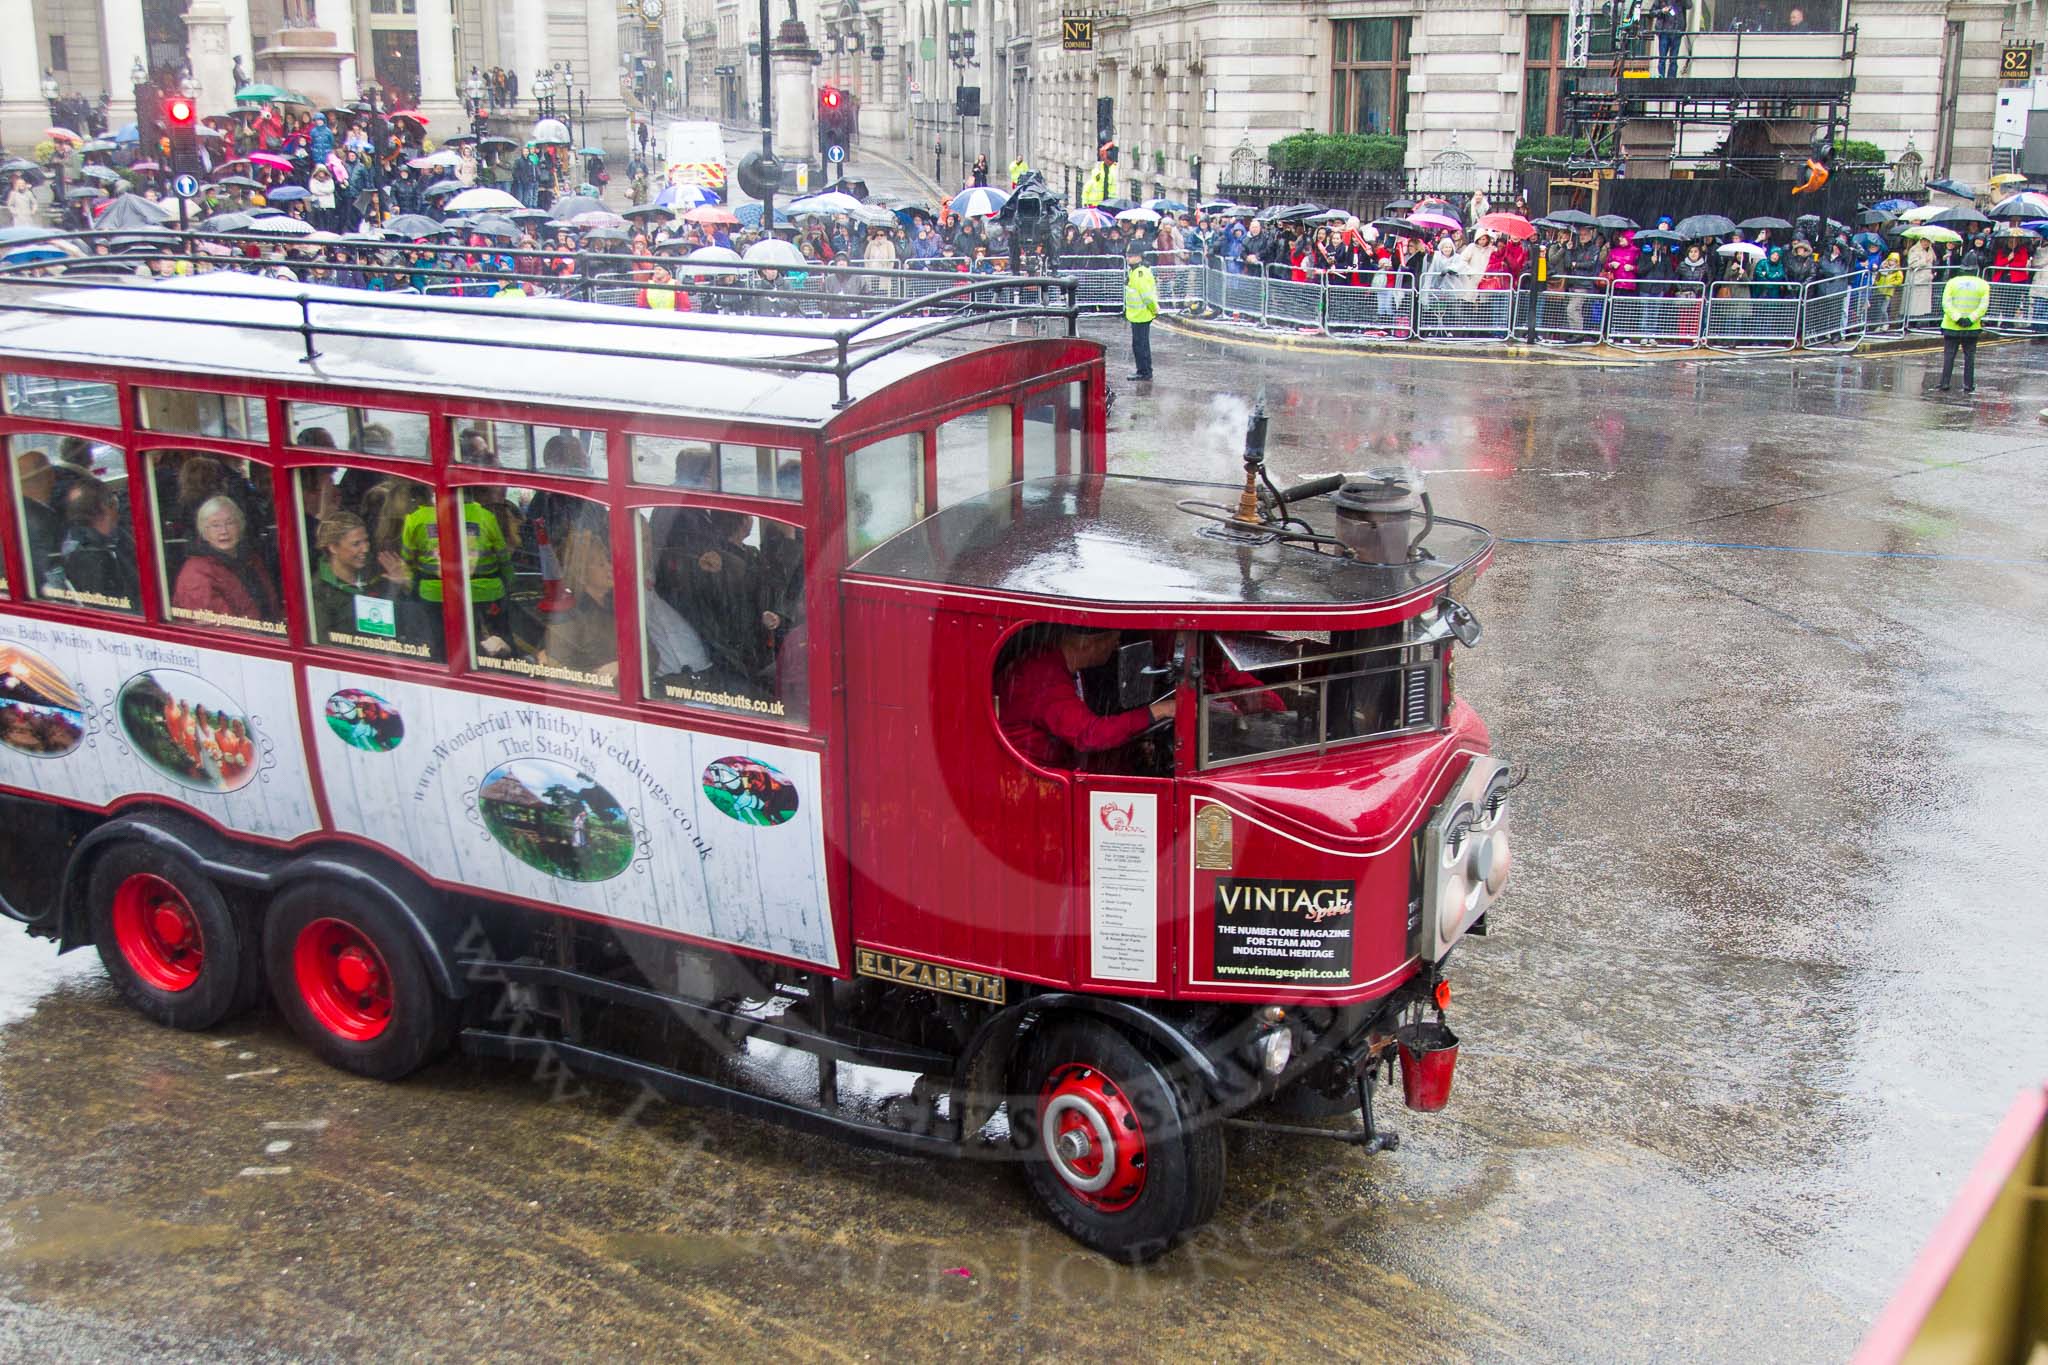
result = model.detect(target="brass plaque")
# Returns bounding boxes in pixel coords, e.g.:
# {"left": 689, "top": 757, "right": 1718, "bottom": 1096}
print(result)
{"left": 1194, "top": 803, "right": 1234, "bottom": 870}
{"left": 1063, "top": 17, "right": 1095, "bottom": 50}
{"left": 856, "top": 948, "right": 1007, "bottom": 1004}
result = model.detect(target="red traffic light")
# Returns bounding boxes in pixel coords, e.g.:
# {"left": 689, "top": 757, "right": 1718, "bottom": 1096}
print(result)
{"left": 165, "top": 95, "right": 196, "bottom": 126}
{"left": 821, "top": 87, "right": 841, "bottom": 110}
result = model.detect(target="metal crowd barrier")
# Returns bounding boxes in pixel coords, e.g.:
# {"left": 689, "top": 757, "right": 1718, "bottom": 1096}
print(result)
{"left": 1415, "top": 274, "right": 1517, "bottom": 341}
{"left": 1325, "top": 274, "right": 1414, "bottom": 336}
{"left": 1604, "top": 282, "right": 1708, "bottom": 349}
{"left": 1530, "top": 275, "right": 1608, "bottom": 346}
{"left": 1701, "top": 286, "right": 1802, "bottom": 352}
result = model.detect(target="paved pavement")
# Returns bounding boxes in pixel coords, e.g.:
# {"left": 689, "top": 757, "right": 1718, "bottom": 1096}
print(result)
{"left": 0, "top": 328, "right": 2044, "bottom": 1361}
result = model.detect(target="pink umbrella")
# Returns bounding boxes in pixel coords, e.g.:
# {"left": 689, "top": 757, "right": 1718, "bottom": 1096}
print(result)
{"left": 1476, "top": 212, "right": 1536, "bottom": 241}
{"left": 249, "top": 152, "right": 293, "bottom": 170}
{"left": 1408, "top": 211, "right": 1463, "bottom": 233}
{"left": 684, "top": 205, "right": 739, "bottom": 226}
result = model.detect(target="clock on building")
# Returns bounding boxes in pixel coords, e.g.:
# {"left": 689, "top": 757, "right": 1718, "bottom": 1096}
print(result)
{"left": 641, "top": 0, "right": 665, "bottom": 19}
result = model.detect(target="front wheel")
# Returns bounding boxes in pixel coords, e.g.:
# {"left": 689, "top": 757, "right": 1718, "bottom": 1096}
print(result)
{"left": 265, "top": 882, "right": 454, "bottom": 1081}
{"left": 88, "top": 842, "right": 263, "bottom": 1030}
{"left": 1014, "top": 1017, "right": 1226, "bottom": 1262}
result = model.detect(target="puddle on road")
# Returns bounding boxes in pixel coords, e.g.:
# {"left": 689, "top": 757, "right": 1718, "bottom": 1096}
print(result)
{"left": 0, "top": 1195, "right": 230, "bottom": 1264}
{"left": 0, "top": 930, "right": 101, "bottom": 1029}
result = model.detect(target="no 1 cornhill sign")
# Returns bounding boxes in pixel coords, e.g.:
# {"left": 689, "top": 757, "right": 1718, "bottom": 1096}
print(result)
{"left": 1063, "top": 16, "right": 1095, "bottom": 50}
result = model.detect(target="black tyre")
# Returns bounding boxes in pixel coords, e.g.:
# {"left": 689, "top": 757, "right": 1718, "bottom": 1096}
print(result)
{"left": 264, "top": 881, "right": 454, "bottom": 1081}
{"left": 88, "top": 842, "right": 262, "bottom": 1030}
{"left": 1014, "top": 1017, "right": 1226, "bottom": 1263}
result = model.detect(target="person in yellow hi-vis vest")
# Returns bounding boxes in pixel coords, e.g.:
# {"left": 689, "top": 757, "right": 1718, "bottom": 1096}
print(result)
{"left": 1008, "top": 156, "right": 1029, "bottom": 188}
{"left": 1083, "top": 155, "right": 1119, "bottom": 207}
{"left": 1936, "top": 269, "right": 1990, "bottom": 394}
{"left": 1124, "top": 250, "right": 1159, "bottom": 381}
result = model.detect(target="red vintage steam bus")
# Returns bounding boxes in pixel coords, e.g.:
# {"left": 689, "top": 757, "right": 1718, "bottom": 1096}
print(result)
{"left": 0, "top": 268, "right": 1510, "bottom": 1260}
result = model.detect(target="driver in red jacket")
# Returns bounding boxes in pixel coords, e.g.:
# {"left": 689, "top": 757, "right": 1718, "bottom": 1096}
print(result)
{"left": 997, "top": 629, "right": 1175, "bottom": 768}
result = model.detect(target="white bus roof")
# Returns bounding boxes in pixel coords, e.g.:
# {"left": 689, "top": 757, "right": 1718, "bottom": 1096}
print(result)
{"left": 0, "top": 273, "right": 956, "bottom": 430}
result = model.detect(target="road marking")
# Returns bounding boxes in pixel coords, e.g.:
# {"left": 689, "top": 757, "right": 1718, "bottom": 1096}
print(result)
{"left": 224, "top": 1067, "right": 281, "bottom": 1081}
{"left": 237, "top": 1166, "right": 293, "bottom": 1177}
{"left": 263, "top": 1119, "right": 330, "bottom": 1132}
{"left": 264, "top": 1140, "right": 293, "bottom": 1156}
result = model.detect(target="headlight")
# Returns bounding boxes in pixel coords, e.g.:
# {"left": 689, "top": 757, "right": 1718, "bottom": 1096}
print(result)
{"left": 1417, "top": 757, "right": 1512, "bottom": 961}
{"left": 1254, "top": 1027, "right": 1293, "bottom": 1076}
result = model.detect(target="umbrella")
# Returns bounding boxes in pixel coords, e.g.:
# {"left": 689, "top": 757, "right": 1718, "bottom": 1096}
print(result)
{"left": 1476, "top": 212, "right": 1536, "bottom": 240}
{"left": 423, "top": 179, "right": 465, "bottom": 198}
{"left": 1901, "top": 224, "right": 1962, "bottom": 243}
{"left": 733, "top": 202, "right": 795, "bottom": 228}
{"left": 583, "top": 226, "right": 631, "bottom": 243}
{"left": 1594, "top": 213, "right": 1638, "bottom": 231}
{"left": 787, "top": 191, "right": 864, "bottom": 216}
{"left": 1926, "top": 177, "right": 1976, "bottom": 200}
{"left": 1993, "top": 225, "right": 2041, "bottom": 240}
{"left": 851, "top": 204, "right": 896, "bottom": 228}
{"left": 265, "top": 184, "right": 310, "bottom": 202}
{"left": 1897, "top": 203, "right": 1948, "bottom": 222}
{"left": 1927, "top": 205, "right": 1992, "bottom": 227}
{"left": 248, "top": 151, "right": 294, "bottom": 171}
{"left": 479, "top": 136, "right": 518, "bottom": 152}
{"left": 549, "top": 194, "right": 604, "bottom": 221}
{"left": 1144, "top": 198, "right": 1190, "bottom": 213}
{"left": 577, "top": 147, "right": 606, "bottom": 158}
{"left": 1633, "top": 228, "right": 1686, "bottom": 246}
{"left": 685, "top": 204, "right": 741, "bottom": 227}
{"left": 1872, "top": 197, "right": 1918, "bottom": 213}
{"left": 1369, "top": 217, "right": 1434, "bottom": 238}
{"left": 114, "top": 122, "right": 139, "bottom": 144}
{"left": 80, "top": 139, "right": 117, "bottom": 154}
{"left": 571, "top": 209, "right": 629, "bottom": 229}
{"left": 63, "top": 185, "right": 106, "bottom": 201}
{"left": 1197, "top": 199, "right": 1238, "bottom": 214}
{"left": 1672, "top": 213, "right": 1737, "bottom": 239}
{"left": 1988, "top": 173, "right": 2031, "bottom": 190}
{"left": 680, "top": 245, "right": 746, "bottom": 277}
{"left": 442, "top": 133, "right": 478, "bottom": 147}
{"left": 1305, "top": 210, "right": 1352, "bottom": 226}
{"left": 233, "top": 84, "right": 293, "bottom": 103}
{"left": 1850, "top": 231, "right": 1886, "bottom": 252}
{"left": 243, "top": 214, "right": 317, "bottom": 236}
{"left": 1383, "top": 198, "right": 1417, "bottom": 213}
{"left": 743, "top": 238, "right": 807, "bottom": 267}
{"left": 1989, "top": 192, "right": 2048, "bottom": 220}
{"left": 45, "top": 127, "right": 82, "bottom": 143}
{"left": 199, "top": 210, "right": 260, "bottom": 232}
{"left": 409, "top": 149, "right": 461, "bottom": 171}
{"left": 2, "top": 244, "right": 79, "bottom": 266}
{"left": 622, "top": 203, "right": 674, "bottom": 220}
{"left": 1716, "top": 241, "right": 1765, "bottom": 259}
{"left": 96, "top": 193, "right": 172, "bottom": 228}
{"left": 388, "top": 109, "right": 429, "bottom": 126}
{"left": 0, "top": 225, "right": 61, "bottom": 245}
{"left": 467, "top": 217, "right": 518, "bottom": 239}
{"left": 384, "top": 213, "right": 448, "bottom": 239}
{"left": 1115, "top": 206, "right": 1160, "bottom": 224}
{"left": 654, "top": 181, "right": 716, "bottom": 209}
{"left": 79, "top": 165, "right": 124, "bottom": 183}
{"left": 1098, "top": 197, "right": 1135, "bottom": 212}
{"left": 0, "top": 158, "right": 41, "bottom": 177}
{"left": 1737, "top": 215, "right": 1790, "bottom": 232}
{"left": 1407, "top": 211, "right": 1462, "bottom": 233}
{"left": 128, "top": 160, "right": 160, "bottom": 173}
{"left": 529, "top": 118, "right": 571, "bottom": 146}
{"left": 1857, "top": 208, "right": 1897, "bottom": 227}
{"left": 212, "top": 174, "right": 263, "bottom": 191}
{"left": 950, "top": 186, "right": 1009, "bottom": 218}
{"left": 197, "top": 128, "right": 225, "bottom": 140}
{"left": 1547, "top": 208, "right": 1598, "bottom": 227}
{"left": 446, "top": 186, "right": 522, "bottom": 213}
{"left": 1219, "top": 205, "right": 1258, "bottom": 219}
{"left": 202, "top": 113, "right": 240, "bottom": 130}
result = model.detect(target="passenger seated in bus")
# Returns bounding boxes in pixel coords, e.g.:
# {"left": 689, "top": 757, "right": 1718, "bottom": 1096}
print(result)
{"left": 172, "top": 494, "right": 281, "bottom": 624}
{"left": 660, "top": 510, "right": 770, "bottom": 687}
{"left": 12, "top": 449, "right": 61, "bottom": 585}
{"left": 59, "top": 476, "right": 139, "bottom": 607}
{"left": 997, "top": 628, "right": 1176, "bottom": 768}
{"left": 403, "top": 496, "right": 513, "bottom": 657}
{"left": 537, "top": 526, "right": 618, "bottom": 684}
{"left": 309, "top": 511, "right": 412, "bottom": 644}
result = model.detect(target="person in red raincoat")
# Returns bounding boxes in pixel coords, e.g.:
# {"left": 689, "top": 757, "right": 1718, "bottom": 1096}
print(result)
{"left": 997, "top": 629, "right": 1175, "bottom": 768}
{"left": 1485, "top": 233, "right": 1528, "bottom": 289}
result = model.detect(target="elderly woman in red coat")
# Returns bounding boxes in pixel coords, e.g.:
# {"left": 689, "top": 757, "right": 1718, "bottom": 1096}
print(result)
{"left": 172, "top": 494, "right": 281, "bottom": 626}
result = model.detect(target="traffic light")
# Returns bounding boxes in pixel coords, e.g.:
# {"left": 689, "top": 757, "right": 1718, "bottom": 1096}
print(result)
{"left": 164, "top": 91, "right": 203, "bottom": 178}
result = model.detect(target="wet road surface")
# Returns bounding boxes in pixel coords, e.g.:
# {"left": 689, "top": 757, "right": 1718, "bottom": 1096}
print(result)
{"left": 2, "top": 329, "right": 2045, "bottom": 1361}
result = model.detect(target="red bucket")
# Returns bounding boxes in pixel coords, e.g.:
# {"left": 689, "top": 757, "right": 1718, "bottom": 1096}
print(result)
{"left": 1396, "top": 1020, "right": 1460, "bottom": 1112}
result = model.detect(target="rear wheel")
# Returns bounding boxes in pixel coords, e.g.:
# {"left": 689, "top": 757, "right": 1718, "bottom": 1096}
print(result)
{"left": 265, "top": 882, "right": 454, "bottom": 1080}
{"left": 88, "top": 843, "right": 261, "bottom": 1030}
{"left": 1015, "top": 1017, "right": 1226, "bottom": 1262}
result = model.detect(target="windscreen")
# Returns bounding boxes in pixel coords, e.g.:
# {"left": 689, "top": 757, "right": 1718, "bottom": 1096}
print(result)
{"left": 1200, "top": 624, "right": 1443, "bottom": 768}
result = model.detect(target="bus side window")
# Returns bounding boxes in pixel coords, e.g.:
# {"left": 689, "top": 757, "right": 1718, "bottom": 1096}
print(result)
{"left": 846, "top": 432, "right": 925, "bottom": 557}
{"left": 10, "top": 434, "right": 138, "bottom": 613}
{"left": 460, "top": 487, "right": 617, "bottom": 692}
{"left": 935, "top": 405, "right": 1013, "bottom": 509}
{"left": 296, "top": 466, "right": 445, "bottom": 662}
{"left": 148, "top": 449, "right": 285, "bottom": 638}
{"left": 639, "top": 507, "right": 806, "bottom": 724}
{"left": 453, "top": 420, "right": 608, "bottom": 481}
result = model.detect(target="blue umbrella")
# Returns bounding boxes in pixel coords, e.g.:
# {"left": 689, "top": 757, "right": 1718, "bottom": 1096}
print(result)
{"left": 654, "top": 181, "right": 715, "bottom": 209}
{"left": 1068, "top": 206, "right": 1113, "bottom": 230}
{"left": 114, "top": 122, "right": 139, "bottom": 145}
{"left": 731, "top": 201, "right": 793, "bottom": 228}
{"left": 1871, "top": 198, "right": 1917, "bottom": 213}
{"left": 1927, "top": 177, "right": 1976, "bottom": 200}
{"left": 423, "top": 178, "right": 464, "bottom": 197}
{"left": 0, "top": 225, "right": 61, "bottom": 245}
{"left": 948, "top": 185, "right": 1009, "bottom": 218}
{"left": 1143, "top": 198, "right": 1190, "bottom": 213}
{"left": 265, "top": 184, "right": 310, "bottom": 202}
{"left": 1851, "top": 231, "right": 1885, "bottom": 252}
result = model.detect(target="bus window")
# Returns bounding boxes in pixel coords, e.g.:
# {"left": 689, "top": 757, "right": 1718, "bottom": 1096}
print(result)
{"left": 846, "top": 431, "right": 925, "bottom": 556}
{"left": 148, "top": 449, "right": 284, "bottom": 637}
{"left": 1, "top": 374, "right": 120, "bottom": 428}
{"left": 452, "top": 419, "right": 608, "bottom": 480}
{"left": 1022, "top": 384, "right": 1082, "bottom": 479}
{"left": 10, "top": 434, "right": 137, "bottom": 614}
{"left": 296, "top": 467, "right": 445, "bottom": 661}
{"left": 285, "top": 404, "right": 431, "bottom": 462}
{"left": 460, "top": 487, "right": 616, "bottom": 692}
{"left": 136, "top": 387, "right": 270, "bottom": 443}
{"left": 640, "top": 507, "right": 806, "bottom": 723}
{"left": 935, "top": 405, "right": 1013, "bottom": 509}
{"left": 629, "top": 435, "right": 802, "bottom": 501}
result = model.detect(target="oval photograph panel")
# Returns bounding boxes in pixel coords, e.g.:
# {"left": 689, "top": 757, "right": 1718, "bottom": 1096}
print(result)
{"left": 0, "top": 641, "right": 87, "bottom": 759}
{"left": 478, "top": 757, "right": 633, "bottom": 882}
{"left": 117, "top": 668, "right": 258, "bottom": 793}
{"left": 325, "top": 688, "right": 404, "bottom": 753}
{"left": 701, "top": 756, "right": 800, "bottom": 827}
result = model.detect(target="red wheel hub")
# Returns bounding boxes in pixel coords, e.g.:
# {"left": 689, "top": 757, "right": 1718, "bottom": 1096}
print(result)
{"left": 110, "top": 874, "right": 203, "bottom": 992}
{"left": 293, "top": 917, "right": 393, "bottom": 1042}
{"left": 1038, "top": 1062, "right": 1149, "bottom": 1212}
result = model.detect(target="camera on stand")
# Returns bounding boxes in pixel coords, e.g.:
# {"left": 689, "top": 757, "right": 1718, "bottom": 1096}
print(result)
{"left": 999, "top": 170, "right": 1067, "bottom": 276}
